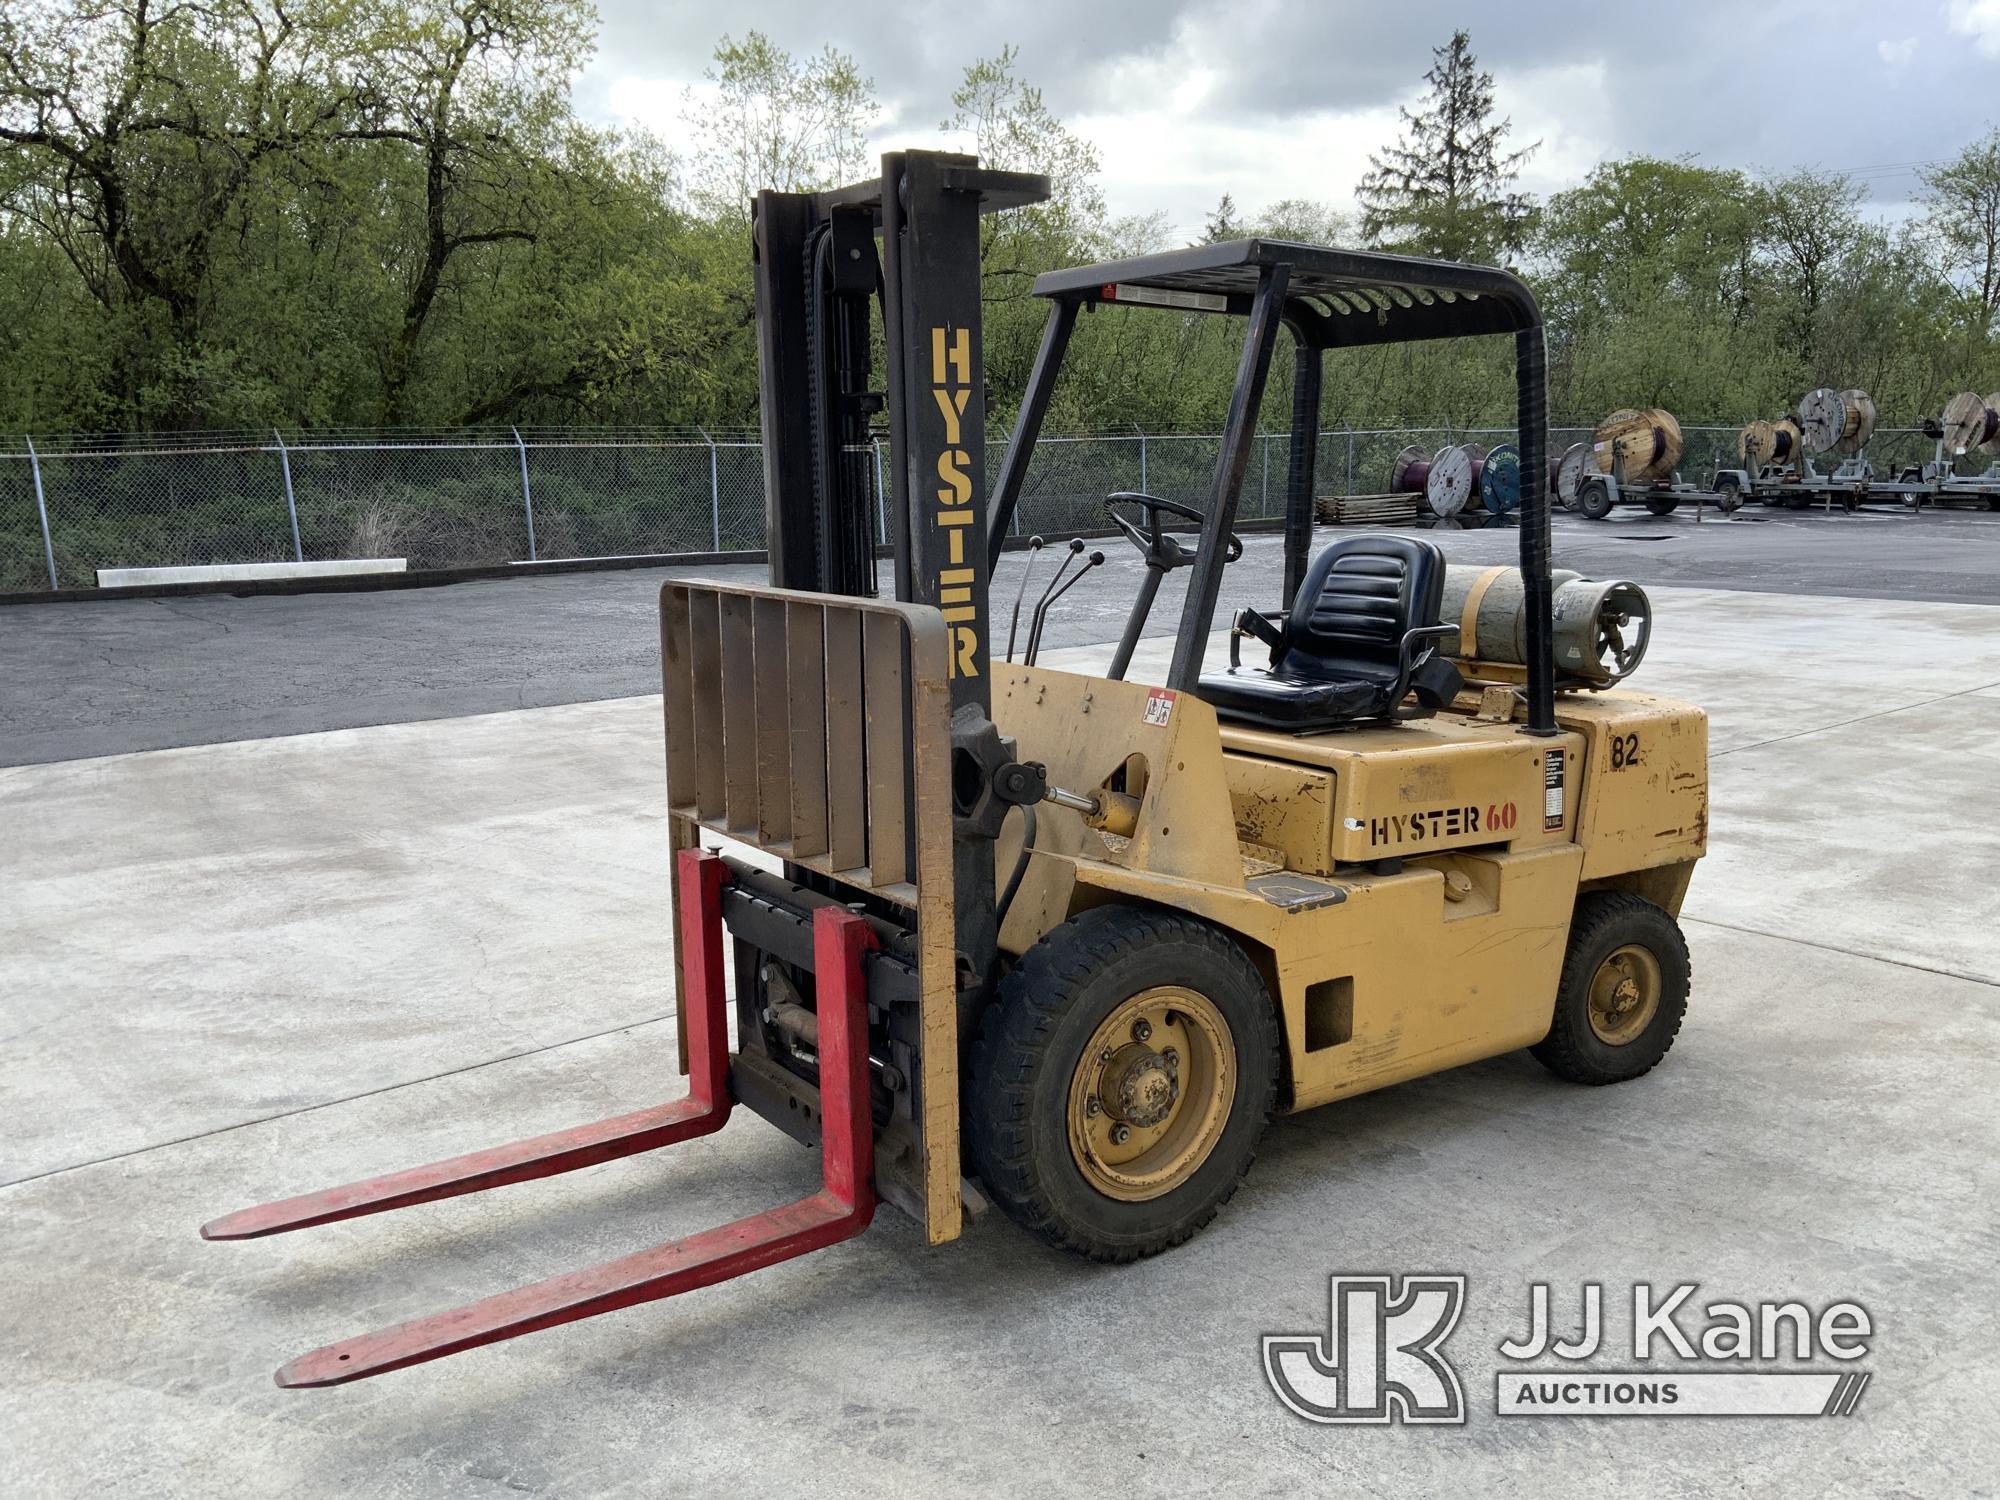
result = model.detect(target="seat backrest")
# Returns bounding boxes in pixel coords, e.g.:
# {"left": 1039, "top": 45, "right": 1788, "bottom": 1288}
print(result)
{"left": 1281, "top": 535, "right": 1446, "bottom": 673}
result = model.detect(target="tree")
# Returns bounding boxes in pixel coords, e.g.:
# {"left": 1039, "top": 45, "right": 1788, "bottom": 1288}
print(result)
{"left": 1356, "top": 31, "right": 1537, "bottom": 264}
{"left": 1534, "top": 157, "right": 1772, "bottom": 410}
{"left": 688, "top": 31, "right": 876, "bottom": 215}
{"left": 359, "top": 0, "right": 597, "bottom": 422}
{"left": 1758, "top": 168, "right": 1864, "bottom": 365}
{"left": 1201, "top": 193, "right": 1243, "bottom": 244}
{"left": 1920, "top": 128, "right": 2000, "bottom": 331}
{"left": 942, "top": 49, "right": 1111, "bottom": 408}
{"left": 1254, "top": 197, "right": 1352, "bottom": 245}
{"left": 0, "top": 0, "right": 375, "bottom": 421}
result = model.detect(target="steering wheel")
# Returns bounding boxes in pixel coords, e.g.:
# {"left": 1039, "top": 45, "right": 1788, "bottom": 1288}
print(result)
{"left": 1103, "top": 492, "right": 1243, "bottom": 569}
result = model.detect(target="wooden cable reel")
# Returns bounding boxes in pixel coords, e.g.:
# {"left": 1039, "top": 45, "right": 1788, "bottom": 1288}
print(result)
{"left": 1554, "top": 442, "right": 1590, "bottom": 509}
{"left": 1388, "top": 443, "right": 1432, "bottom": 494}
{"left": 1798, "top": 388, "right": 1877, "bottom": 455}
{"left": 1738, "top": 415, "right": 1804, "bottom": 470}
{"left": 1939, "top": 392, "right": 2000, "bottom": 457}
{"left": 1590, "top": 408, "right": 1683, "bottom": 484}
{"left": 1425, "top": 443, "right": 1485, "bottom": 516}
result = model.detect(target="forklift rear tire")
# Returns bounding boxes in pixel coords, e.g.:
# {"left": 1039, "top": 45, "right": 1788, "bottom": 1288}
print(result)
{"left": 969, "top": 906, "right": 1279, "bottom": 1262}
{"left": 1531, "top": 892, "right": 1689, "bottom": 1085}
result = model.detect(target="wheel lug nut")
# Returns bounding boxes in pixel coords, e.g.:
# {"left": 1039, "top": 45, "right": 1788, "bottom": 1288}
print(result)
{"left": 1100, "top": 1047, "right": 1115, "bottom": 1063}
{"left": 1109, "top": 1124, "right": 1131, "bottom": 1145}
{"left": 1162, "top": 1048, "right": 1178, "bottom": 1066}
{"left": 1085, "top": 1097, "right": 1101, "bottom": 1117}
{"left": 1132, "top": 1019, "right": 1153, "bottom": 1042}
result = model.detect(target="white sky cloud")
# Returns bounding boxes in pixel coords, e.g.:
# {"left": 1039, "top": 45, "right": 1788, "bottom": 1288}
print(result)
{"left": 581, "top": 1, "right": 2000, "bottom": 236}
{"left": 1876, "top": 35, "right": 1919, "bottom": 70}
{"left": 1946, "top": 0, "right": 2000, "bottom": 56}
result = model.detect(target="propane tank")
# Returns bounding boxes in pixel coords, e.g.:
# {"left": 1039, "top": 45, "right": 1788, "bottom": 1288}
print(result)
{"left": 1438, "top": 565, "right": 1651, "bottom": 687}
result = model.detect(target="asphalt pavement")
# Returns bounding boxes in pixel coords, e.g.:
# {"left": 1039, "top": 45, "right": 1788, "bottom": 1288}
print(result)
{"left": 3, "top": 502, "right": 1997, "bottom": 766}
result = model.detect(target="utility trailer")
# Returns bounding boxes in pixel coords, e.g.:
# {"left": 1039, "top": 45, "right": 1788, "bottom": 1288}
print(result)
{"left": 1713, "top": 448, "right": 2000, "bottom": 515}
{"left": 1570, "top": 468, "right": 1746, "bottom": 521}
{"left": 1711, "top": 457, "right": 1931, "bottom": 514}
{"left": 1559, "top": 409, "right": 1743, "bottom": 521}
{"left": 1718, "top": 391, "right": 2000, "bottom": 513}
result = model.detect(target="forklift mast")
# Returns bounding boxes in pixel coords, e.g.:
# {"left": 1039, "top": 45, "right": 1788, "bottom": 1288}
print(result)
{"left": 751, "top": 151, "right": 1051, "bottom": 987}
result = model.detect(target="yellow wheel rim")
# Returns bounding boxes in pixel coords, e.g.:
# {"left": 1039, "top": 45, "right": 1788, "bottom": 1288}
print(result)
{"left": 1067, "top": 986, "right": 1235, "bottom": 1202}
{"left": 1587, "top": 944, "right": 1661, "bottom": 1046}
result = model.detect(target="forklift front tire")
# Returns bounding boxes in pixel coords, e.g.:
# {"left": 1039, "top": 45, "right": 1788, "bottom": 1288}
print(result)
{"left": 969, "top": 906, "right": 1279, "bottom": 1261}
{"left": 1532, "top": 892, "right": 1690, "bottom": 1085}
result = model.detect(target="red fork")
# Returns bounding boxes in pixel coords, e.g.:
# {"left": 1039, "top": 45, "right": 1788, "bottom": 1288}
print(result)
{"left": 203, "top": 849, "right": 736, "bottom": 1242}
{"left": 203, "top": 849, "right": 881, "bottom": 1388}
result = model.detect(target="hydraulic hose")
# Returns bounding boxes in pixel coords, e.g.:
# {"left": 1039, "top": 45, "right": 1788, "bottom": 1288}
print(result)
{"left": 995, "top": 803, "right": 1038, "bottom": 933}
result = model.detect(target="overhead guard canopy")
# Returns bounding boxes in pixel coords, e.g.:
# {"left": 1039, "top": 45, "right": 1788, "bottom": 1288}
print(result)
{"left": 1031, "top": 238, "right": 1538, "bottom": 349}
{"left": 999, "top": 235, "right": 1556, "bottom": 735}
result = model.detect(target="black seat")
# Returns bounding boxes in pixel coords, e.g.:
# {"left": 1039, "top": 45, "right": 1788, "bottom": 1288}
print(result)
{"left": 1197, "top": 535, "right": 1462, "bottom": 731}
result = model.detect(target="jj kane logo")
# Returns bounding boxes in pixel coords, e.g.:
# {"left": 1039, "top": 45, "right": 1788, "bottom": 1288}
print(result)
{"left": 1263, "top": 1275, "right": 1468, "bottom": 1424}
{"left": 1264, "top": 1276, "right": 1874, "bottom": 1423}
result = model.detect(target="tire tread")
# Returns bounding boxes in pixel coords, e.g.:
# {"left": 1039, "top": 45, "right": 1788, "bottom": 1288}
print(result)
{"left": 969, "top": 906, "right": 1278, "bottom": 1262}
{"left": 1532, "top": 891, "right": 1689, "bottom": 1085}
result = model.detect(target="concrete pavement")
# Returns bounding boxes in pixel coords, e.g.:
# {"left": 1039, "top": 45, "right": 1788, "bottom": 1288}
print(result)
{"left": 2, "top": 585, "right": 1997, "bottom": 1497}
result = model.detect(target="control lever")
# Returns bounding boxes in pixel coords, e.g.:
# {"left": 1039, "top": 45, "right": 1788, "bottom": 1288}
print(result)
{"left": 1025, "top": 548, "right": 1106, "bottom": 666}
{"left": 1017, "top": 538, "right": 1084, "bottom": 663}
{"left": 1004, "top": 535, "right": 1045, "bottom": 663}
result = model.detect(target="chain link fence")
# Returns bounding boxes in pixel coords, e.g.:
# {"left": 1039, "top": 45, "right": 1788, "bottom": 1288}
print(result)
{"left": 0, "top": 422, "right": 1954, "bottom": 593}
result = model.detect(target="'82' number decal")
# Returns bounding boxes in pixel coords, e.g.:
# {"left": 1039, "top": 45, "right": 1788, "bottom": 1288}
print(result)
{"left": 1609, "top": 732, "right": 1641, "bottom": 770}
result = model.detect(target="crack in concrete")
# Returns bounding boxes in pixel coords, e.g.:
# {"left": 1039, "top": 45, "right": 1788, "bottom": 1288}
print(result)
{"left": 1711, "top": 678, "right": 2000, "bottom": 760}
{"left": 1683, "top": 914, "right": 2000, "bottom": 991}
{"left": 0, "top": 1011, "right": 676, "bottom": 1194}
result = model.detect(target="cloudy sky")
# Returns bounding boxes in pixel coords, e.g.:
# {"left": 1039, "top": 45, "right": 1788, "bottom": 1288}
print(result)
{"left": 577, "top": 0, "right": 2000, "bottom": 236}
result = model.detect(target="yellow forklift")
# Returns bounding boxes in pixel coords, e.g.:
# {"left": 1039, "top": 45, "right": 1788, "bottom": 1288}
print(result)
{"left": 205, "top": 151, "right": 1707, "bottom": 1384}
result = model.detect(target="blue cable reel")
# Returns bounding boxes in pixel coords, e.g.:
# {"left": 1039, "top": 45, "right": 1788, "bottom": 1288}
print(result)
{"left": 1480, "top": 442, "right": 1523, "bottom": 514}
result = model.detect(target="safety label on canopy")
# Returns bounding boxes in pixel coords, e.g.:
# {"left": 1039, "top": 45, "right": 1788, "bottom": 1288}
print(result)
{"left": 1144, "top": 689, "right": 1177, "bottom": 726}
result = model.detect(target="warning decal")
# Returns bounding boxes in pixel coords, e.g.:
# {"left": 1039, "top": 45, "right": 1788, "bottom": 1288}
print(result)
{"left": 1544, "top": 748, "right": 1566, "bottom": 829}
{"left": 1143, "top": 689, "right": 1177, "bottom": 727}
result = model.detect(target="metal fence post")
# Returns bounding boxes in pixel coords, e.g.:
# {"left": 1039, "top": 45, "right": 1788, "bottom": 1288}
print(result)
{"left": 1344, "top": 426, "right": 1354, "bottom": 496}
{"left": 271, "top": 428, "right": 304, "bottom": 562}
{"left": 1134, "top": 423, "right": 1148, "bottom": 493}
{"left": 511, "top": 426, "right": 538, "bottom": 561}
{"left": 1262, "top": 433, "right": 1271, "bottom": 513}
{"left": 25, "top": 436, "right": 57, "bottom": 590}
{"left": 699, "top": 427, "right": 721, "bottom": 550}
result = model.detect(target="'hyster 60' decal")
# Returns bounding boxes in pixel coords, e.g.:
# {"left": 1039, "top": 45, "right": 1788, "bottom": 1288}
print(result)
{"left": 1367, "top": 803, "right": 1516, "bottom": 846}
{"left": 930, "top": 326, "right": 979, "bottom": 679}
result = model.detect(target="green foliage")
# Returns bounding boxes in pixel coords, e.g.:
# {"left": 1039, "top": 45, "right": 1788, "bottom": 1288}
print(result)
{"left": 1357, "top": 31, "right": 1537, "bottom": 263}
{"left": 693, "top": 30, "right": 879, "bottom": 215}
{"left": 1201, "top": 194, "right": 1243, "bottom": 244}
{"left": 1920, "top": 129, "right": 2000, "bottom": 331}
{"left": 1, "top": 11, "right": 1998, "bottom": 449}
